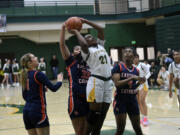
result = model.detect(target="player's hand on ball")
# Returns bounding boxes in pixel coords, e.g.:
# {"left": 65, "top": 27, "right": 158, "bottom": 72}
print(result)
{"left": 68, "top": 29, "right": 78, "bottom": 34}
{"left": 79, "top": 18, "right": 86, "bottom": 23}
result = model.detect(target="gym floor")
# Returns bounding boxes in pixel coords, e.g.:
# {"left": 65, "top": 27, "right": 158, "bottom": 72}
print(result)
{"left": 0, "top": 82, "right": 180, "bottom": 135}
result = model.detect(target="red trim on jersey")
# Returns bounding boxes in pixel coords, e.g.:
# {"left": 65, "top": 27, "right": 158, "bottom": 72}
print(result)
{"left": 123, "top": 63, "right": 135, "bottom": 72}
{"left": 34, "top": 71, "right": 41, "bottom": 85}
{"left": 34, "top": 71, "right": 46, "bottom": 123}
{"left": 67, "top": 68, "right": 74, "bottom": 115}
{"left": 119, "top": 64, "right": 123, "bottom": 72}
{"left": 66, "top": 61, "right": 76, "bottom": 70}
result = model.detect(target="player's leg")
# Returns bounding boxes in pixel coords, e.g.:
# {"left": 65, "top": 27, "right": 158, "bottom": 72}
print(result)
{"left": 136, "top": 91, "right": 144, "bottom": 124}
{"left": 139, "top": 85, "right": 148, "bottom": 126}
{"left": 71, "top": 117, "right": 86, "bottom": 135}
{"left": 128, "top": 114, "right": 143, "bottom": 135}
{"left": 69, "top": 94, "right": 89, "bottom": 135}
{"left": 27, "top": 129, "right": 37, "bottom": 135}
{"left": 36, "top": 127, "right": 49, "bottom": 135}
{"left": 84, "top": 102, "right": 102, "bottom": 135}
{"left": 128, "top": 96, "right": 143, "bottom": 135}
{"left": 115, "top": 113, "right": 127, "bottom": 135}
{"left": 36, "top": 114, "right": 50, "bottom": 135}
{"left": 91, "top": 102, "right": 110, "bottom": 135}
{"left": 91, "top": 79, "right": 112, "bottom": 135}
{"left": 84, "top": 77, "right": 104, "bottom": 135}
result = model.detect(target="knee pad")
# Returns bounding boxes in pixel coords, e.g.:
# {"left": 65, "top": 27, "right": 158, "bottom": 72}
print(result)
{"left": 86, "top": 110, "right": 101, "bottom": 125}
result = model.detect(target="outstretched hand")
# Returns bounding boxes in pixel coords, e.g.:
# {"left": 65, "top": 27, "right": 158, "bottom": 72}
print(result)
{"left": 79, "top": 17, "right": 87, "bottom": 23}
{"left": 68, "top": 29, "right": 78, "bottom": 34}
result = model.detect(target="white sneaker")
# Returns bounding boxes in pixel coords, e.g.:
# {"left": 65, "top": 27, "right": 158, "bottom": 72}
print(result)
{"left": 16, "top": 83, "right": 19, "bottom": 86}
{"left": 7, "top": 84, "right": 10, "bottom": 88}
{"left": 1, "top": 84, "right": 4, "bottom": 88}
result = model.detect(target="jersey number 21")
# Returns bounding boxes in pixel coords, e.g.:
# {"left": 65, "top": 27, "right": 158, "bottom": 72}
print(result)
{"left": 99, "top": 55, "right": 107, "bottom": 64}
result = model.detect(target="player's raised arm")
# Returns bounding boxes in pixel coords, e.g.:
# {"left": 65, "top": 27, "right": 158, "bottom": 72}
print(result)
{"left": 60, "top": 24, "right": 71, "bottom": 60}
{"left": 69, "top": 29, "right": 89, "bottom": 54}
{"left": 80, "top": 18, "right": 104, "bottom": 40}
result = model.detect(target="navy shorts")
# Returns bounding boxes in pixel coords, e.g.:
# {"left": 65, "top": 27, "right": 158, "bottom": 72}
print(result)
{"left": 23, "top": 110, "right": 49, "bottom": 130}
{"left": 68, "top": 95, "right": 89, "bottom": 120}
{"left": 113, "top": 94, "right": 139, "bottom": 115}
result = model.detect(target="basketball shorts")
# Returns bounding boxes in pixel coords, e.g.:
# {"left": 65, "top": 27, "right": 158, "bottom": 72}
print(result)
{"left": 113, "top": 94, "right": 139, "bottom": 115}
{"left": 86, "top": 76, "right": 113, "bottom": 103}
{"left": 137, "top": 82, "right": 149, "bottom": 92}
{"left": 68, "top": 95, "right": 89, "bottom": 120}
{"left": 23, "top": 110, "right": 49, "bottom": 130}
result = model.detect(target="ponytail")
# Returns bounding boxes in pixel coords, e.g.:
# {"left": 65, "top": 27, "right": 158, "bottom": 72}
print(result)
{"left": 20, "top": 53, "right": 32, "bottom": 90}
{"left": 20, "top": 68, "right": 28, "bottom": 90}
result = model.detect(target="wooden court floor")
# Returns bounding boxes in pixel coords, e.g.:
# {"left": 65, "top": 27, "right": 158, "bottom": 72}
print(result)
{"left": 0, "top": 82, "right": 180, "bottom": 135}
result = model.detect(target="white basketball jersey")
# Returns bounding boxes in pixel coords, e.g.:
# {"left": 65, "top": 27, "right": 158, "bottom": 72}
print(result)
{"left": 133, "top": 62, "right": 151, "bottom": 79}
{"left": 81, "top": 39, "right": 111, "bottom": 78}
{"left": 168, "top": 62, "right": 180, "bottom": 78}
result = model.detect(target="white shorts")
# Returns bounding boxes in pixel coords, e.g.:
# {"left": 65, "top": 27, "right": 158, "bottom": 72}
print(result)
{"left": 137, "top": 81, "right": 149, "bottom": 92}
{"left": 13, "top": 72, "right": 19, "bottom": 75}
{"left": 4, "top": 73, "right": 9, "bottom": 76}
{"left": 86, "top": 76, "right": 113, "bottom": 103}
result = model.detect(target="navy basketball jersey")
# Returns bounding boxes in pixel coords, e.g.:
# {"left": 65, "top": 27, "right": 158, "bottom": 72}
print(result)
{"left": 65, "top": 55, "right": 90, "bottom": 97}
{"left": 112, "top": 63, "right": 139, "bottom": 95}
{"left": 23, "top": 70, "right": 62, "bottom": 114}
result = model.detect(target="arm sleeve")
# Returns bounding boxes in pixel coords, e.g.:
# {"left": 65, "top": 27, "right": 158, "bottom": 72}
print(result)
{"left": 142, "top": 63, "right": 151, "bottom": 80}
{"left": 36, "top": 72, "right": 62, "bottom": 92}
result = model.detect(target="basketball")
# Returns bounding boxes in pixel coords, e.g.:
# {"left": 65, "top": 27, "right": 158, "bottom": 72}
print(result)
{"left": 65, "top": 17, "right": 82, "bottom": 31}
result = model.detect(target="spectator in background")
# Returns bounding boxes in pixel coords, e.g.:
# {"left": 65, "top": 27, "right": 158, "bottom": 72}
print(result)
{"left": 38, "top": 57, "right": 46, "bottom": 74}
{"left": 149, "top": 62, "right": 159, "bottom": 88}
{"left": 167, "top": 48, "right": 174, "bottom": 60}
{"left": 144, "top": 60, "right": 151, "bottom": 70}
{"left": 162, "top": 48, "right": 174, "bottom": 68}
{"left": 155, "top": 51, "right": 163, "bottom": 66}
{"left": 50, "top": 55, "right": 59, "bottom": 80}
{"left": 157, "top": 65, "right": 169, "bottom": 90}
{"left": 12, "top": 59, "right": 20, "bottom": 86}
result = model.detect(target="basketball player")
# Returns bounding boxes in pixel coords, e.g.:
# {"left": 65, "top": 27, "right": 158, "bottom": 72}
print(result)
{"left": 133, "top": 54, "right": 151, "bottom": 126}
{"left": 68, "top": 18, "right": 113, "bottom": 135}
{"left": 20, "top": 53, "right": 63, "bottom": 135}
{"left": 168, "top": 50, "right": 180, "bottom": 111}
{"left": 112, "top": 48, "right": 144, "bottom": 135}
{"left": 60, "top": 24, "right": 90, "bottom": 135}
